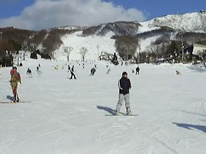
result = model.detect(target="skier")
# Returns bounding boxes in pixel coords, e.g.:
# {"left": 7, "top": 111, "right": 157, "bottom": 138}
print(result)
{"left": 115, "top": 72, "right": 132, "bottom": 115}
{"left": 26, "top": 68, "right": 32, "bottom": 74}
{"left": 26, "top": 68, "right": 32, "bottom": 78}
{"left": 10, "top": 66, "right": 15, "bottom": 77}
{"left": 106, "top": 68, "right": 111, "bottom": 74}
{"left": 136, "top": 66, "right": 140, "bottom": 75}
{"left": 70, "top": 65, "right": 76, "bottom": 79}
{"left": 90, "top": 68, "right": 96, "bottom": 75}
{"left": 68, "top": 65, "right": 70, "bottom": 72}
{"left": 9, "top": 67, "right": 21, "bottom": 103}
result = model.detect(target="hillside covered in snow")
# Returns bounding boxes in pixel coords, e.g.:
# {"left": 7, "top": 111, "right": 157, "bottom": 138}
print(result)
{"left": 1, "top": 58, "right": 206, "bottom": 154}
{"left": 1, "top": 12, "right": 206, "bottom": 62}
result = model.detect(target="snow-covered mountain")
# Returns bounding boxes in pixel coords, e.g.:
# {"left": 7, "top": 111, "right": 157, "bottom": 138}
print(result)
{"left": 1, "top": 12, "right": 206, "bottom": 61}
{"left": 53, "top": 12, "right": 206, "bottom": 60}
{"left": 146, "top": 12, "right": 206, "bottom": 33}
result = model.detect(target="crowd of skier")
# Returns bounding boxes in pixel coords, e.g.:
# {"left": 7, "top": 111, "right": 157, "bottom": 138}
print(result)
{"left": 2, "top": 60, "right": 141, "bottom": 115}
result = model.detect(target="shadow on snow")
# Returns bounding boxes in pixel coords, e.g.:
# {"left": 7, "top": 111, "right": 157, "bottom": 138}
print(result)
{"left": 187, "top": 65, "right": 206, "bottom": 73}
{"left": 97, "top": 106, "right": 115, "bottom": 115}
{"left": 7, "top": 95, "right": 14, "bottom": 101}
{"left": 173, "top": 122, "right": 206, "bottom": 133}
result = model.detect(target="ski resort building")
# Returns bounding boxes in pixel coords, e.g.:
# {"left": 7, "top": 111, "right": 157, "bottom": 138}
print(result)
{"left": 192, "top": 43, "right": 206, "bottom": 55}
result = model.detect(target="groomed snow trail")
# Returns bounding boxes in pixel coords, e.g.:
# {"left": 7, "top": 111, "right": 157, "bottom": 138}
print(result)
{"left": 0, "top": 60, "right": 206, "bottom": 154}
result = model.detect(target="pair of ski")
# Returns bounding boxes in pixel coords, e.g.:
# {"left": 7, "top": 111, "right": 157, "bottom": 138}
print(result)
{"left": 0, "top": 101, "right": 31, "bottom": 104}
{"left": 105, "top": 112, "right": 138, "bottom": 116}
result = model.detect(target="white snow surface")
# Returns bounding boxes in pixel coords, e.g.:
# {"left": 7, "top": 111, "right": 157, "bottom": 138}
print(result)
{"left": 54, "top": 31, "right": 116, "bottom": 61}
{"left": 139, "top": 35, "right": 162, "bottom": 52}
{"left": 137, "top": 22, "right": 160, "bottom": 34}
{"left": 146, "top": 12, "right": 206, "bottom": 32}
{"left": 1, "top": 59, "right": 206, "bottom": 154}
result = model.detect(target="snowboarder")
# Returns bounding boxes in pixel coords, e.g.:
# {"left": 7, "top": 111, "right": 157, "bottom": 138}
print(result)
{"left": 136, "top": 66, "right": 140, "bottom": 75}
{"left": 70, "top": 65, "right": 76, "bottom": 79}
{"left": 9, "top": 67, "right": 21, "bottom": 103}
{"left": 115, "top": 72, "right": 132, "bottom": 115}
{"left": 90, "top": 68, "right": 96, "bottom": 75}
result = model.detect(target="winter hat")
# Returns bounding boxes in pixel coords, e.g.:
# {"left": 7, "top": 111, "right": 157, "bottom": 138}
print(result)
{"left": 122, "top": 71, "right": 127, "bottom": 76}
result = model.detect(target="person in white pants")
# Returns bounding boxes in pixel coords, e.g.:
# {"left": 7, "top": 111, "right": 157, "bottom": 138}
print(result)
{"left": 115, "top": 72, "right": 132, "bottom": 115}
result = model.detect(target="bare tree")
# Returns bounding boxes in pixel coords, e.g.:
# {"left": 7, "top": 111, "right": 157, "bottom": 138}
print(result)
{"left": 146, "top": 44, "right": 161, "bottom": 58}
{"left": 79, "top": 47, "right": 88, "bottom": 62}
{"left": 64, "top": 46, "right": 73, "bottom": 62}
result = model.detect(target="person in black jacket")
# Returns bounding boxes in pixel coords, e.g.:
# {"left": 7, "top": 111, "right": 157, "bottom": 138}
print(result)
{"left": 115, "top": 72, "right": 132, "bottom": 115}
{"left": 70, "top": 65, "right": 76, "bottom": 79}
{"left": 136, "top": 66, "right": 140, "bottom": 75}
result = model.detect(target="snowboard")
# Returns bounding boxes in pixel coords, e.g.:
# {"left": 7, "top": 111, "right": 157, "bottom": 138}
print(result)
{"left": 105, "top": 113, "right": 138, "bottom": 116}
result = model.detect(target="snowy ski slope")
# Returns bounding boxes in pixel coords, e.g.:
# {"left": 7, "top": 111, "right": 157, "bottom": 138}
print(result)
{"left": 0, "top": 59, "right": 206, "bottom": 154}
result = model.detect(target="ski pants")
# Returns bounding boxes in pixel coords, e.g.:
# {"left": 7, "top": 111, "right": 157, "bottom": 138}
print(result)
{"left": 11, "top": 83, "right": 19, "bottom": 100}
{"left": 70, "top": 72, "right": 76, "bottom": 79}
{"left": 116, "top": 94, "right": 130, "bottom": 112}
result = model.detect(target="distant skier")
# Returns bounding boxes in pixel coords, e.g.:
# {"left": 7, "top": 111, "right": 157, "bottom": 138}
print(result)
{"left": 68, "top": 65, "right": 70, "bottom": 72}
{"left": 26, "top": 68, "right": 32, "bottom": 78}
{"left": 9, "top": 67, "right": 21, "bottom": 103}
{"left": 106, "top": 68, "right": 111, "bottom": 74}
{"left": 136, "top": 66, "right": 140, "bottom": 75}
{"left": 26, "top": 68, "right": 32, "bottom": 74}
{"left": 70, "top": 65, "right": 76, "bottom": 79}
{"left": 115, "top": 72, "right": 132, "bottom": 115}
{"left": 176, "top": 70, "right": 181, "bottom": 75}
{"left": 90, "top": 68, "right": 96, "bottom": 75}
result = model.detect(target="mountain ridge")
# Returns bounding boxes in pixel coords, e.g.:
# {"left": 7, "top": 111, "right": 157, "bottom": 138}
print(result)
{"left": 1, "top": 11, "right": 206, "bottom": 61}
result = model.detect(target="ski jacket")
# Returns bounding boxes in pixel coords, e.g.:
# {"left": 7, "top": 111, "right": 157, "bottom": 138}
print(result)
{"left": 71, "top": 67, "right": 75, "bottom": 73}
{"left": 118, "top": 77, "right": 131, "bottom": 95}
{"left": 10, "top": 69, "right": 15, "bottom": 76}
{"left": 10, "top": 71, "right": 21, "bottom": 86}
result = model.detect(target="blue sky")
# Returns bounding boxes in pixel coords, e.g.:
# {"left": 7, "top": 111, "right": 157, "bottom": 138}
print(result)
{"left": 104, "top": 0, "right": 205, "bottom": 19}
{"left": 0, "top": 0, "right": 205, "bottom": 30}
{"left": 0, "top": 0, "right": 205, "bottom": 19}
{"left": 0, "top": 0, "right": 35, "bottom": 18}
